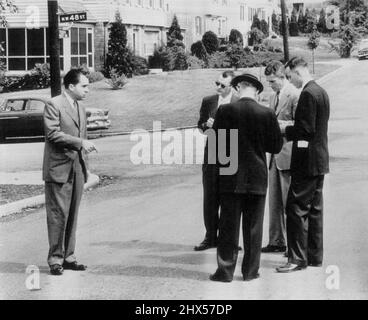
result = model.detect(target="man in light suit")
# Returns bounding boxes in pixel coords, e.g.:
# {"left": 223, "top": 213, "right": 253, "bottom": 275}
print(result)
{"left": 276, "top": 57, "right": 330, "bottom": 273}
{"left": 262, "top": 61, "right": 300, "bottom": 254}
{"left": 195, "top": 71, "right": 238, "bottom": 251}
{"left": 43, "top": 69, "right": 97, "bottom": 275}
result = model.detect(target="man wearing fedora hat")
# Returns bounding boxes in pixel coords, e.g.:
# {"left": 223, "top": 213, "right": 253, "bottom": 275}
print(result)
{"left": 210, "top": 73, "right": 283, "bottom": 282}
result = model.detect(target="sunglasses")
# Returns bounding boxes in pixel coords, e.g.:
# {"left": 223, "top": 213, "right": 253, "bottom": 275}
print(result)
{"left": 215, "top": 81, "right": 228, "bottom": 89}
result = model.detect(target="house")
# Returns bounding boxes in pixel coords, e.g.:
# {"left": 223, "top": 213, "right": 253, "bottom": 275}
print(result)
{"left": 169, "top": 0, "right": 278, "bottom": 47}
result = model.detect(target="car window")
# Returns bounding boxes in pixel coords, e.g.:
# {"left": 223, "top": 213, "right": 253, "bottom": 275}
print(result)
{"left": 5, "top": 100, "right": 26, "bottom": 111}
{"left": 27, "top": 100, "right": 45, "bottom": 112}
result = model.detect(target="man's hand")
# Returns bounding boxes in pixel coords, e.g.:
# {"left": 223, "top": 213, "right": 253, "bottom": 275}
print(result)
{"left": 278, "top": 120, "right": 294, "bottom": 134}
{"left": 82, "top": 140, "right": 98, "bottom": 153}
{"left": 206, "top": 117, "right": 215, "bottom": 129}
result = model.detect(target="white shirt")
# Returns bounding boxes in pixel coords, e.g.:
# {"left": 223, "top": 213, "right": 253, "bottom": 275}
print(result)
{"left": 64, "top": 91, "right": 77, "bottom": 109}
{"left": 217, "top": 92, "right": 233, "bottom": 108}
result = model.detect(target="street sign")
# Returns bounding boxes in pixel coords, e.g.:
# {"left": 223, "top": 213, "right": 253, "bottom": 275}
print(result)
{"left": 60, "top": 12, "right": 87, "bottom": 23}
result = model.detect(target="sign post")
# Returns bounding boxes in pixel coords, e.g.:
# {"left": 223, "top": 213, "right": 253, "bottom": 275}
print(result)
{"left": 280, "top": 0, "right": 290, "bottom": 63}
{"left": 48, "top": 0, "right": 61, "bottom": 97}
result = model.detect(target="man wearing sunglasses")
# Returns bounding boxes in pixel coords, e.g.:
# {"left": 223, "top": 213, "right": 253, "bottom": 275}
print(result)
{"left": 195, "top": 71, "right": 238, "bottom": 251}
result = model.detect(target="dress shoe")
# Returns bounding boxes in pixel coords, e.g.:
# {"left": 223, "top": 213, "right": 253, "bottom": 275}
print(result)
{"left": 261, "top": 244, "right": 287, "bottom": 253}
{"left": 209, "top": 273, "right": 232, "bottom": 283}
{"left": 276, "top": 262, "right": 306, "bottom": 273}
{"left": 62, "top": 261, "right": 87, "bottom": 271}
{"left": 308, "top": 262, "right": 322, "bottom": 267}
{"left": 194, "top": 241, "right": 216, "bottom": 251}
{"left": 243, "top": 273, "right": 260, "bottom": 281}
{"left": 50, "top": 264, "right": 63, "bottom": 276}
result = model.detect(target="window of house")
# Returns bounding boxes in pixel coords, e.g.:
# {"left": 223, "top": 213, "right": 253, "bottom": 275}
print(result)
{"left": 222, "top": 0, "right": 227, "bottom": 5}
{"left": 136, "top": 0, "right": 142, "bottom": 6}
{"left": 1, "top": 27, "right": 65, "bottom": 71}
{"left": 195, "top": 16, "right": 202, "bottom": 35}
{"left": 159, "top": 0, "right": 164, "bottom": 9}
{"left": 149, "top": 0, "right": 154, "bottom": 8}
{"left": 71, "top": 27, "right": 92, "bottom": 68}
{"left": 240, "top": 5, "right": 245, "bottom": 21}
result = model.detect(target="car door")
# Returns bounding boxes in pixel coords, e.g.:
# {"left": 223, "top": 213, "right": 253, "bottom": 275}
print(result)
{"left": 0, "top": 99, "right": 27, "bottom": 138}
{"left": 25, "top": 99, "right": 45, "bottom": 137}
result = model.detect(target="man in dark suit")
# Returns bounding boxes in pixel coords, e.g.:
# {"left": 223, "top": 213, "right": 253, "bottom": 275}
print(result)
{"left": 43, "top": 69, "right": 97, "bottom": 275}
{"left": 210, "top": 73, "right": 283, "bottom": 282}
{"left": 276, "top": 57, "right": 330, "bottom": 273}
{"left": 195, "top": 71, "right": 237, "bottom": 251}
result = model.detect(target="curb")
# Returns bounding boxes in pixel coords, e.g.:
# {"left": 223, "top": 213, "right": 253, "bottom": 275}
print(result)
{"left": 88, "top": 125, "right": 198, "bottom": 139}
{"left": 0, "top": 174, "right": 100, "bottom": 218}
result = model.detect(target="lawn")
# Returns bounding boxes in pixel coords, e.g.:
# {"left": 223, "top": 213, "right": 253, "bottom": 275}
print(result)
{"left": 87, "top": 62, "right": 340, "bottom": 135}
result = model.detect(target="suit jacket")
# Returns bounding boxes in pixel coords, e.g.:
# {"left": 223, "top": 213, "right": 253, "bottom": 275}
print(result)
{"left": 285, "top": 80, "right": 330, "bottom": 177}
{"left": 269, "top": 82, "right": 300, "bottom": 170}
{"left": 214, "top": 97, "right": 283, "bottom": 195}
{"left": 42, "top": 93, "right": 88, "bottom": 184}
{"left": 198, "top": 93, "right": 238, "bottom": 168}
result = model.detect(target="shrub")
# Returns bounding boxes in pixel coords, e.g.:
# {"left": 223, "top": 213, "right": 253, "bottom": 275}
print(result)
{"left": 226, "top": 44, "right": 246, "bottom": 69}
{"left": 149, "top": 46, "right": 170, "bottom": 70}
{"left": 260, "top": 19, "right": 270, "bottom": 37}
{"left": 131, "top": 55, "right": 149, "bottom": 75}
{"left": 105, "top": 68, "right": 128, "bottom": 90}
{"left": 168, "top": 45, "right": 188, "bottom": 70}
{"left": 229, "top": 29, "right": 244, "bottom": 46}
{"left": 148, "top": 45, "right": 188, "bottom": 71}
{"left": 207, "top": 51, "right": 231, "bottom": 68}
{"left": 87, "top": 71, "right": 105, "bottom": 83}
{"left": 191, "top": 41, "right": 208, "bottom": 60}
{"left": 248, "top": 28, "right": 265, "bottom": 46}
{"left": 187, "top": 55, "right": 206, "bottom": 69}
{"left": 202, "top": 31, "right": 219, "bottom": 54}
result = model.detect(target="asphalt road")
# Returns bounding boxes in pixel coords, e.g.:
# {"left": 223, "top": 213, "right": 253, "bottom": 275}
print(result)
{"left": 1, "top": 60, "right": 368, "bottom": 299}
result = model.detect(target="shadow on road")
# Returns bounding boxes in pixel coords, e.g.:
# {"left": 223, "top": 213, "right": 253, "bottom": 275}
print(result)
{"left": 0, "top": 261, "right": 49, "bottom": 274}
{"left": 89, "top": 265, "right": 210, "bottom": 281}
{"left": 90, "top": 240, "right": 194, "bottom": 253}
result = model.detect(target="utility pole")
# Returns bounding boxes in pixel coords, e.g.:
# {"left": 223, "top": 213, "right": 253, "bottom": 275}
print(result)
{"left": 280, "top": 0, "right": 290, "bottom": 62}
{"left": 48, "top": 0, "right": 61, "bottom": 97}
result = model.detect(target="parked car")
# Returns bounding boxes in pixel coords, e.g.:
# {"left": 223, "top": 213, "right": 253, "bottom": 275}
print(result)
{"left": 0, "top": 96, "right": 111, "bottom": 141}
{"left": 358, "top": 39, "right": 368, "bottom": 60}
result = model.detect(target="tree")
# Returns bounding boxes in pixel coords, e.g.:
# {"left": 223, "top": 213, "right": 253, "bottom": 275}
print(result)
{"left": 105, "top": 11, "right": 134, "bottom": 78}
{"left": 229, "top": 29, "right": 244, "bottom": 47}
{"left": 298, "top": 10, "right": 307, "bottom": 33}
{"left": 330, "top": 23, "right": 361, "bottom": 57}
{"left": 202, "top": 31, "right": 219, "bottom": 54}
{"left": 307, "top": 25, "right": 320, "bottom": 73}
{"left": 0, "top": 0, "right": 18, "bottom": 27}
{"left": 318, "top": 8, "right": 327, "bottom": 33}
{"left": 191, "top": 41, "right": 208, "bottom": 60}
{"left": 251, "top": 14, "right": 261, "bottom": 30}
{"left": 305, "top": 8, "right": 317, "bottom": 33}
{"left": 289, "top": 8, "right": 299, "bottom": 36}
{"left": 272, "top": 12, "right": 280, "bottom": 34}
{"left": 260, "top": 19, "right": 270, "bottom": 37}
{"left": 167, "top": 15, "right": 184, "bottom": 48}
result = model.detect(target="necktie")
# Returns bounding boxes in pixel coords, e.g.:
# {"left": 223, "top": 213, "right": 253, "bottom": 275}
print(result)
{"left": 74, "top": 101, "right": 80, "bottom": 128}
{"left": 274, "top": 91, "right": 280, "bottom": 112}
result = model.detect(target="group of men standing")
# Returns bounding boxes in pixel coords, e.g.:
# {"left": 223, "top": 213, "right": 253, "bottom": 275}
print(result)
{"left": 196, "top": 57, "right": 330, "bottom": 282}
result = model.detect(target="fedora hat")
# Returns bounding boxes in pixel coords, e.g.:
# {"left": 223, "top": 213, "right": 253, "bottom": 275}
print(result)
{"left": 231, "top": 73, "right": 264, "bottom": 93}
